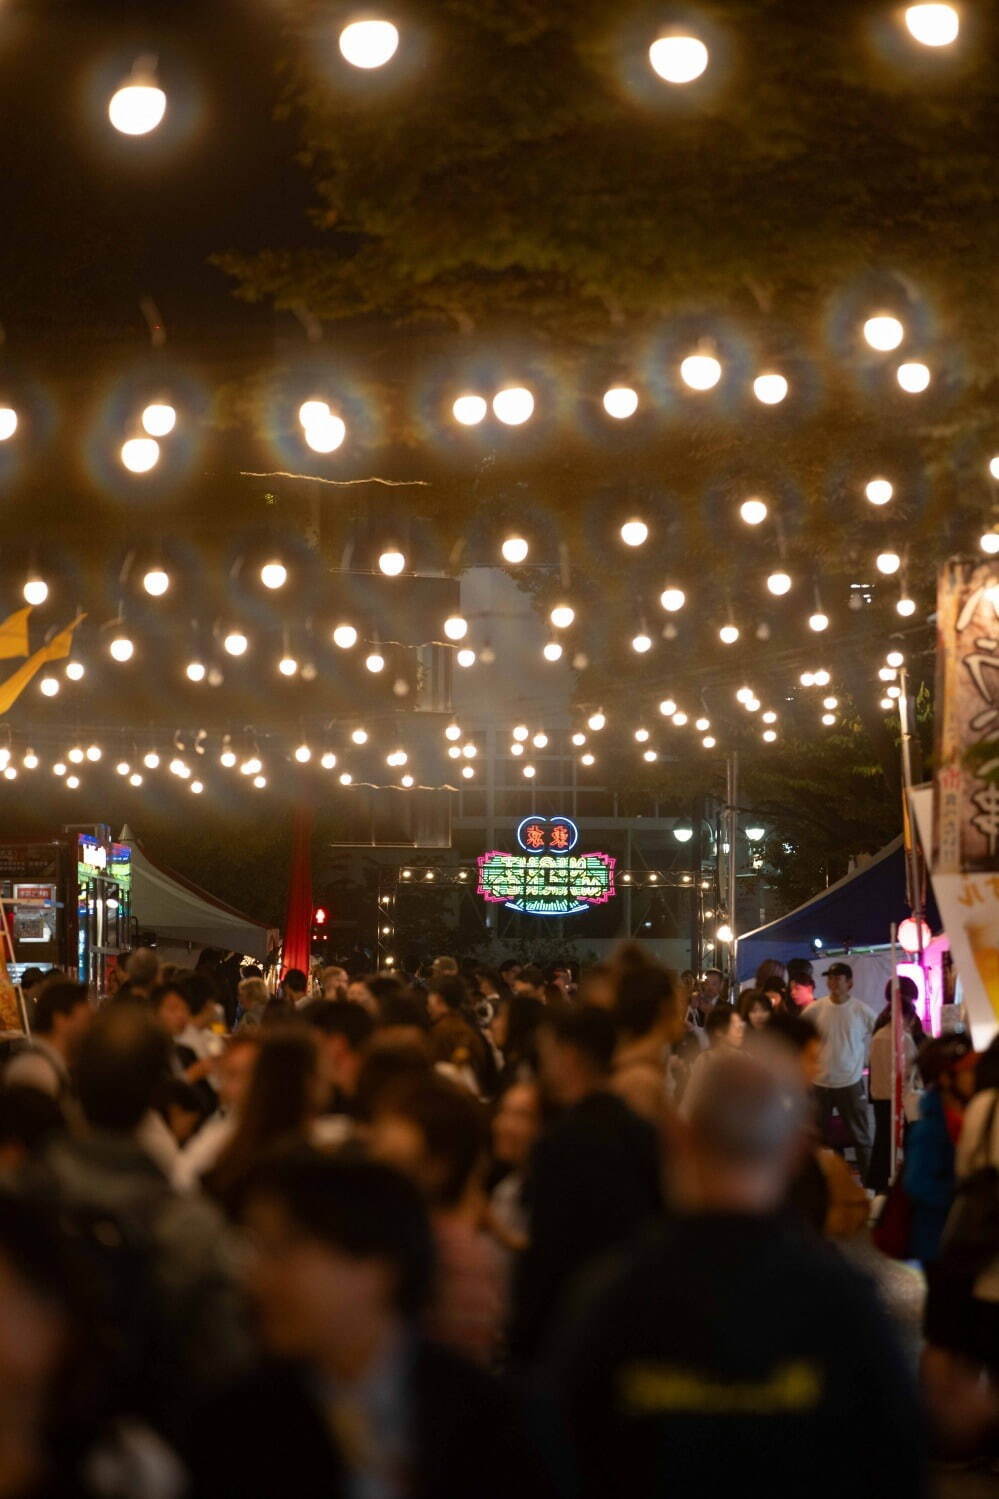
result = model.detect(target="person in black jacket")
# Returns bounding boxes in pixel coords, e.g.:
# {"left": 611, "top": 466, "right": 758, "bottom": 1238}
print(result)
{"left": 508, "top": 1005, "right": 661, "bottom": 1365}
{"left": 187, "top": 1148, "right": 557, "bottom": 1499}
{"left": 551, "top": 1049, "right": 927, "bottom": 1499}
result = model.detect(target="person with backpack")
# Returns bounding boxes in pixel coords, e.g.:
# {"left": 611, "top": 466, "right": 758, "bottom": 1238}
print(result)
{"left": 4, "top": 980, "right": 92, "bottom": 1103}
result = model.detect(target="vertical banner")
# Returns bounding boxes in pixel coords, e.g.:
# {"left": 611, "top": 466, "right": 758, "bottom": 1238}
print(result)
{"left": 281, "top": 804, "right": 315, "bottom": 981}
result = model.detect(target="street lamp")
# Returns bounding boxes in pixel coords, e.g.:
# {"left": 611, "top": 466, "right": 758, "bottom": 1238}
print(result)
{"left": 745, "top": 825, "right": 766, "bottom": 842}
{"left": 673, "top": 826, "right": 694, "bottom": 843}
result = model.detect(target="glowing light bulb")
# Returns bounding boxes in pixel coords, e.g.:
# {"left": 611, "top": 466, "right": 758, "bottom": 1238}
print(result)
{"left": 339, "top": 18, "right": 400, "bottom": 68}
{"left": 455, "top": 648, "right": 476, "bottom": 667}
{"left": 880, "top": 696, "right": 894, "bottom": 710}
{"left": 86, "top": 745, "right": 102, "bottom": 762}
{"left": 634, "top": 728, "right": 649, "bottom": 743}
{"left": 581, "top": 752, "right": 596, "bottom": 766}
{"left": 351, "top": 729, "right": 368, "bottom": 746}
{"left": 23, "top": 751, "right": 38, "bottom": 770}
{"left": 512, "top": 725, "right": 529, "bottom": 741}
{"left": 887, "top": 651, "right": 905, "bottom": 668}
{"left": 52, "top": 762, "right": 66, "bottom": 776}
{"left": 321, "top": 752, "right": 337, "bottom": 770}
{"left": 767, "top": 571, "right": 792, "bottom": 596}
{"left": 65, "top": 661, "right": 84, "bottom": 681}
{"left": 659, "top": 587, "right": 686, "bottom": 612}
{"left": 444, "top": 724, "right": 462, "bottom": 742}
{"left": 332, "top": 623, "right": 358, "bottom": 649}
{"left": 278, "top": 656, "right": 298, "bottom": 677}
{"left": 550, "top": 604, "right": 575, "bottom": 629}
{"left": 142, "top": 568, "right": 169, "bottom": 597}
{"left": 809, "top": 612, "right": 829, "bottom": 632}
{"left": 141, "top": 403, "right": 176, "bottom": 437}
{"left": 543, "top": 641, "right": 563, "bottom": 662}
{"left": 695, "top": 717, "right": 710, "bottom": 732}
{"left": 109, "top": 635, "right": 134, "bottom": 663}
{"left": 821, "top": 712, "right": 836, "bottom": 726}
{"left": 121, "top": 437, "right": 159, "bottom": 473}
{"left": 703, "top": 736, "right": 716, "bottom": 748}
{"left": 443, "top": 615, "right": 468, "bottom": 641}
{"left": 571, "top": 732, "right": 586, "bottom": 747}
{"left": 981, "top": 533, "right": 999, "bottom": 555}
{"left": 116, "top": 760, "right": 130, "bottom": 776}
{"left": 753, "top": 373, "right": 788, "bottom": 405}
{"left": 298, "top": 400, "right": 329, "bottom": 428}
{"left": 220, "top": 749, "right": 237, "bottom": 768}
{"left": 401, "top": 774, "right": 414, "bottom": 787}
{"left": 658, "top": 699, "right": 677, "bottom": 718}
{"left": 814, "top": 669, "right": 831, "bottom": 687}
{"left": 762, "top": 729, "right": 777, "bottom": 743}
{"left": 523, "top": 764, "right": 536, "bottom": 779}
{"left": 253, "top": 775, "right": 267, "bottom": 789}
{"left": 603, "top": 386, "right": 639, "bottom": 419}
{"left": 587, "top": 711, "right": 606, "bottom": 731}
{"left": 501, "top": 535, "right": 529, "bottom": 564}
{"left": 143, "top": 751, "right": 160, "bottom": 769}
{"left": 365, "top": 652, "right": 385, "bottom": 673}
{"left": 508, "top": 742, "right": 523, "bottom": 757}
{"left": 740, "top": 498, "right": 768, "bottom": 526}
{"left": 260, "top": 561, "right": 287, "bottom": 590}
{"left": 897, "top": 361, "right": 930, "bottom": 394}
{"left": 863, "top": 315, "right": 905, "bottom": 352}
{"left": 719, "top": 625, "right": 739, "bottom": 644}
{"left": 0, "top": 408, "right": 17, "bottom": 441}
{"left": 866, "top": 478, "right": 893, "bottom": 506}
{"left": 876, "top": 551, "right": 901, "bottom": 575}
{"left": 223, "top": 631, "right": 248, "bottom": 656}
{"left": 631, "top": 632, "right": 652, "bottom": 653}
{"left": 23, "top": 578, "right": 48, "bottom": 607}
{"left": 905, "top": 4, "right": 959, "bottom": 46}
{"left": 619, "top": 519, "right": 648, "bottom": 547}
{"left": 680, "top": 352, "right": 722, "bottom": 390}
{"left": 190, "top": 780, "right": 203, "bottom": 795}
{"left": 762, "top": 710, "right": 777, "bottom": 724}
{"left": 68, "top": 747, "right": 84, "bottom": 764}
{"left": 378, "top": 549, "right": 405, "bottom": 576}
{"left": 672, "top": 711, "right": 689, "bottom": 726}
{"left": 492, "top": 387, "right": 534, "bottom": 425}
{"left": 990, "top": 457, "right": 999, "bottom": 481}
{"left": 108, "top": 70, "right": 166, "bottom": 135}
{"left": 294, "top": 744, "right": 312, "bottom": 764}
{"left": 896, "top": 596, "right": 917, "bottom": 617}
{"left": 649, "top": 34, "right": 709, "bottom": 83}
{"left": 304, "top": 413, "right": 346, "bottom": 453}
{"left": 823, "top": 696, "right": 839, "bottom": 710}
{"left": 452, "top": 394, "right": 487, "bottom": 426}
{"left": 65, "top": 775, "right": 80, "bottom": 790}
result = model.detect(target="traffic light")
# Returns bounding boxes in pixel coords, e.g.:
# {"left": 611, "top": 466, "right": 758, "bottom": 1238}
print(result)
{"left": 314, "top": 906, "right": 328, "bottom": 927}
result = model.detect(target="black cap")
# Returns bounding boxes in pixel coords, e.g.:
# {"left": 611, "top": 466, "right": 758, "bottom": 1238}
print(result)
{"left": 822, "top": 962, "right": 853, "bottom": 980}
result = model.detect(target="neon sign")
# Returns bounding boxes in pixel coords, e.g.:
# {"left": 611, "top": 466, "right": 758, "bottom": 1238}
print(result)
{"left": 477, "top": 816, "right": 616, "bottom": 917}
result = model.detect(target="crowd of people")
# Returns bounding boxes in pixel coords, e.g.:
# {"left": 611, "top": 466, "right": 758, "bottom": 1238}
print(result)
{"left": 0, "top": 943, "right": 995, "bottom": 1496}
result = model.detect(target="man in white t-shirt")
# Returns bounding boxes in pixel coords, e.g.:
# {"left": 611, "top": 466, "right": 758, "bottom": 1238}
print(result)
{"left": 806, "top": 962, "right": 875, "bottom": 1180}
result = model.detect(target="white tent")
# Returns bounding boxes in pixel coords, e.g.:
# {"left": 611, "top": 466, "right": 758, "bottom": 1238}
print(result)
{"left": 119, "top": 827, "right": 272, "bottom": 960}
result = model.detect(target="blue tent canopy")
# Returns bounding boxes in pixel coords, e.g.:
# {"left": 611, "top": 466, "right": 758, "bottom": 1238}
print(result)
{"left": 737, "top": 837, "right": 940, "bottom": 982}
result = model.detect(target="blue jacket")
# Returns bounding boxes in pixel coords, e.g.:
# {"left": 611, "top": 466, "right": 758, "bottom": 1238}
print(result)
{"left": 903, "top": 1088, "right": 955, "bottom": 1264}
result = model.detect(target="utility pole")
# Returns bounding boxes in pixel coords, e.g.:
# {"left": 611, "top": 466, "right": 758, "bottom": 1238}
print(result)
{"left": 726, "top": 750, "right": 739, "bottom": 991}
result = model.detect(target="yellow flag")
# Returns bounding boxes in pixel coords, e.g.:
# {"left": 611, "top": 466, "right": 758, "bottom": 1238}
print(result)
{"left": 0, "top": 614, "right": 85, "bottom": 715}
{"left": 0, "top": 607, "right": 31, "bottom": 661}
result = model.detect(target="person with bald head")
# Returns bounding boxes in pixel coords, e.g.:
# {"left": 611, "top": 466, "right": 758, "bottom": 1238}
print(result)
{"left": 554, "top": 1050, "right": 925, "bottom": 1499}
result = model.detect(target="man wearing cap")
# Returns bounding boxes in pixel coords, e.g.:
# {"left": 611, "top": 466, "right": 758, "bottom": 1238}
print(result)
{"left": 806, "top": 963, "right": 875, "bottom": 1181}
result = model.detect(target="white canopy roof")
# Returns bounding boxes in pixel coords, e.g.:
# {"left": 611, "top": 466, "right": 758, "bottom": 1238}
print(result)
{"left": 119, "top": 827, "right": 272, "bottom": 960}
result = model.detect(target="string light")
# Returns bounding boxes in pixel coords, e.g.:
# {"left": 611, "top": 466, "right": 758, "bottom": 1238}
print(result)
{"left": 753, "top": 373, "right": 788, "bottom": 405}
{"left": 509, "top": 742, "right": 524, "bottom": 757}
{"left": 580, "top": 752, "right": 595, "bottom": 766}
{"left": 642, "top": 748, "right": 658, "bottom": 762}
{"left": 141, "top": 568, "right": 169, "bottom": 598}
{"left": 897, "top": 361, "right": 931, "bottom": 394}
{"left": 695, "top": 717, "right": 710, "bottom": 732}
{"left": 52, "top": 762, "right": 66, "bottom": 776}
{"left": 378, "top": 548, "right": 405, "bottom": 576}
{"left": 603, "top": 386, "right": 639, "bottom": 419}
{"left": 990, "top": 457, "right": 999, "bottom": 481}
{"left": 108, "top": 64, "right": 166, "bottom": 135}
{"left": 321, "top": 752, "right": 337, "bottom": 770}
{"left": 523, "top": 764, "right": 536, "bottom": 778}
{"left": 571, "top": 732, "right": 586, "bottom": 747}
{"left": 339, "top": 772, "right": 353, "bottom": 786}
{"left": 351, "top": 728, "right": 368, "bottom": 746}
{"left": 365, "top": 651, "right": 385, "bottom": 673}
{"left": 260, "top": 561, "right": 287, "bottom": 590}
{"left": 190, "top": 781, "right": 203, "bottom": 795}
{"left": 762, "top": 729, "right": 778, "bottom": 743}
{"left": 339, "top": 19, "right": 400, "bottom": 69}
{"left": 680, "top": 352, "right": 722, "bottom": 391}
{"left": 876, "top": 551, "right": 901, "bottom": 575}
{"left": 658, "top": 699, "right": 677, "bottom": 717}
{"left": 65, "top": 661, "right": 84, "bottom": 681}
{"left": 443, "top": 615, "right": 468, "bottom": 641}
{"left": 452, "top": 395, "right": 487, "bottom": 426}
{"left": 809, "top": 611, "right": 829, "bottom": 632}
{"left": 822, "top": 712, "right": 837, "bottom": 726}
{"left": 143, "top": 751, "right": 160, "bottom": 769}
{"left": 762, "top": 710, "right": 777, "bottom": 724}
{"left": 634, "top": 728, "right": 650, "bottom": 742}
{"left": 332, "top": 624, "right": 358, "bottom": 649}
{"left": 501, "top": 535, "right": 529, "bottom": 564}
{"left": 109, "top": 635, "right": 134, "bottom": 663}
{"left": 512, "top": 725, "right": 529, "bottom": 741}
{"left": 141, "top": 403, "right": 176, "bottom": 437}
{"left": 672, "top": 710, "right": 688, "bottom": 726}
{"left": 904, "top": 4, "right": 959, "bottom": 46}
{"left": 620, "top": 519, "right": 648, "bottom": 546}
{"left": 68, "top": 746, "right": 84, "bottom": 764}
{"left": 65, "top": 775, "right": 80, "bottom": 790}
{"left": 550, "top": 604, "right": 575, "bottom": 629}
{"left": 303, "top": 412, "right": 346, "bottom": 453}
{"left": 23, "top": 750, "right": 38, "bottom": 770}
{"left": 253, "top": 775, "right": 267, "bottom": 789}
{"left": 649, "top": 35, "right": 709, "bottom": 84}
{"left": 86, "top": 745, "right": 101, "bottom": 762}
{"left": 702, "top": 735, "right": 716, "bottom": 748}
{"left": 294, "top": 744, "right": 312, "bottom": 764}
{"left": 220, "top": 748, "right": 237, "bottom": 768}
{"left": 493, "top": 387, "right": 534, "bottom": 425}
{"left": 980, "top": 533, "right": 999, "bottom": 555}
{"left": 766, "top": 571, "right": 792, "bottom": 596}
{"left": 896, "top": 596, "right": 917, "bottom": 616}
{"left": 543, "top": 641, "right": 563, "bottom": 662}
{"left": 880, "top": 695, "right": 894, "bottom": 710}
{"left": 401, "top": 773, "right": 414, "bottom": 787}
{"left": 23, "top": 577, "right": 48, "bottom": 606}
{"left": 587, "top": 711, "right": 606, "bottom": 731}
{"left": 223, "top": 630, "right": 248, "bottom": 656}
{"left": 631, "top": 632, "right": 652, "bottom": 653}
{"left": 659, "top": 587, "right": 686, "bottom": 612}
{"left": 129, "top": 771, "right": 143, "bottom": 787}
{"left": 40, "top": 676, "right": 59, "bottom": 697}
{"left": 278, "top": 656, "right": 298, "bottom": 677}
{"left": 0, "top": 408, "right": 17, "bottom": 441}
{"left": 740, "top": 498, "right": 768, "bottom": 526}
{"left": 866, "top": 478, "right": 893, "bottom": 506}
{"left": 863, "top": 315, "right": 904, "bottom": 351}
{"left": 121, "top": 437, "right": 159, "bottom": 473}
{"left": 886, "top": 651, "right": 905, "bottom": 668}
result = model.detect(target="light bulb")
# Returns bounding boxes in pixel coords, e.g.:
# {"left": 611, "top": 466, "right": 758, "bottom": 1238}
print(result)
{"left": 809, "top": 612, "right": 829, "bottom": 632}
{"left": 703, "top": 736, "right": 716, "bottom": 748}
{"left": 365, "top": 652, "right": 385, "bottom": 673}
{"left": 659, "top": 586, "right": 686, "bottom": 612}
{"left": 108, "top": 74, "right": 166, "bottom": 135}
{"left": 753, "top": 373, "right": 788, "bottom": 405}
{"left": 550, "top": 604, "right": 575, "bottom": 629}
{"left": 990, "top": 456, "right": 999, "bottom": 481}
{"left": 981, "top": 533, "right": 999, "bottom": 555}
{"left": 587, "top": 711, "right": 606, "bottom": 731}
{"left": 52, "top": 762, "right": 66, "bottom": 776}
{"left": 512, "top": 725, "right": 529, "bottom": 741}
{"left": 659, "top": 698, "right": 677, "bottom": 717}
{"left": 142, "top": 568, "right": 169, "bottom": 597}
{"left": 716, "top": 923, "right": 734, "bottom": 944}
{"left": 339, "top": 772, "right": 353, "bottom": 786}
{"left": 109, "top": 636, "right": 134, "bottom": 663}
{"left": 631, "top": 632, "right": 652, "bottom": 653}
{"left": 220, "top": 749, "right": 237, "bottom": 768}
{"left": 880, "top": 696, "right": 894, "bottom": 710}
{"left": 822, "top": 712, "right": 836, "bottom": 726}
{"left": 719, "top": 625, "right": 739, "bottom": 644}
{"left": 823, "top": 696, "right": 839, "bottom": 710}
{"left": 0, "top": 408, "right": 17, "bottom": 441}
{"left": 456, "top": 648, "right": 476, "bottom": 667}
{"left": 571, "top": 732, "right": 586, "bottom": 747}
{"left": 814, "top": 669, "right": 831, "bottom": 686}
{"left": 905, "top": 4, "right": 959, "bottom": 46}
{"left": 492, "top": 387, "right": 534, "bottom": 425}
{"left": 143, "top": 751, "right": 160, "bottom": 769}
{"left": 642, "top": 749, "right": 658, "bottom": 763}
{"left": 128, "top": 771, "right": 142, "bottom": 787}
{"left": 603, "top": 386, "right": 639, "bottom": 419}
{"left": 23, "top": 751, "right": 38, "bottom": 770}
{"left": 509, "top": 742, "right": 524, "bottom": 757}
{"left": 121, "top": 437, "right": 160, "bottom": 473}
{"left": 65, "top": 661, "right": 84, "bottom": 681}
{"left": 762, "top": 710, "right": 777, "bottom": 724}
{"left": 762, "top": 729, "right": 777, "bottom": 743}
{"left": 223, "top": 631, "right": 248, "bottom": 656}
{"left": 116, "top": 760, "right": 130, "bottom": 776}
{"left": 401, "top": 774, "right": 414, "bottom": 787}
{"left": 501, "top": 535, "right": 529, "bottom": 564}
{"left": 351, "top": 729, "right": 369, "bottom": 746}
{"left": 767, "top": 571, "right": 792, "bottom": 596}
{"left": 294, "top": 744, "right": 312, "bottom": 764}
{"left": 23, "top": 578, "right": 48, "bottom": 607}
{"left": 442, "top": 727, "right": 461, "bottom": 747}
{"left": 695, "top": 717, "right": 710, "bottom": 732}
{"left": 620, "top": 519, "right": 648, "bottom": 547}
{"left": 378, "top": 549, "right": 405, "bottom": 576}
{"left": 740, "top": 498, "right": 768, "bottom": 526}
{"left": 634, "top": 727, "right": 650, "bottom": 742}
{"left": 141, "top": 403, "right": 176, "bottom": 437}
{"left": 68, "top": 747, "right": 85, "bottom": 764}
{"left": 581, "top": 752, "right": 595, "bottom": 766}
{"left": 543, "top": 641, "right": 563, "bottom": 662}
{"left": 260, "top": 561, "right": 287, "bottom": 590}
{"left": 523, "top": 764, "right": 536, "bottom": 779}
{"left": 443, "top": 615, "right": 468, "bottom": 641}
{"left": 680, "top": 352, "right": 722, "bottom": 390}
{"left": 298, "top": 399, "right": 330, "bottom": 428}
{"left": 866, "top": 478, "right": 893, "bottom": 506}
{"left": 649, "top": 34, "right": 709, "bottom": 83}
{"left": 304, "top": 413, "right": 346, "bottom": 453}
{"left": 339, "top": 18, "right": 400, "bottom": 68}
{"left": 332, "top": 623, "right": 358, "bottom": 649}
{"left": 253, "top": 775, "right": 267, "bottom": 789}
{"left": 863, "top": 315, "right": 904, "bottom": 352}
{"left": 278, "top": 656, "right": 298, "bottom": 677}
{"left": 876, "top": 551, "right": 901, "bottom": 575}
{"left": 452, "top": 394, "right": 487, "bottom": 426}
{"left": 190, "top": 781, "right": 203, "bottom": 795}
{"left": 887, "top": 651, "right": 905, "bottom": 667}
{"left": 673, "top": 711, "right": 688, "bottom": 726}
{"left": 65, "top": 775, "right": 80, "bottom": 790}
{"left": 897, "top": 597, "right": 917, "bottom": 617}
{"left": 321, "top": 752, "right": 337, "bottom": 770}
{"left": 897, "top": 361, "right": 930, "bottom": 394}
{"left": 86, "top": 745, "right": 101, "bottom": 762}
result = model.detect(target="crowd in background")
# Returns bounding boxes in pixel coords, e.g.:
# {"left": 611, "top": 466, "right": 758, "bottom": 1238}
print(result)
{"left": 0, "top": 943, "right": 995, "bottom": 1496}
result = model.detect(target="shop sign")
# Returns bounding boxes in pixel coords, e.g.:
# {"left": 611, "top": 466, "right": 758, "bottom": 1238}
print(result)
{"left": 477, "top": 816, "right": 616, "bottom": 916}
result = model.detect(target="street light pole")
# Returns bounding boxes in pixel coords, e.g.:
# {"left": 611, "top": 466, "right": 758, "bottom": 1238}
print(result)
{"left": 726, "top": 750, "right": 739, "bottom": 990}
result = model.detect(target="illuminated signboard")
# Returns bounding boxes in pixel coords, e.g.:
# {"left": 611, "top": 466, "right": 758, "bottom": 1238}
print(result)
{"left": 477, "top": 816, "right": 616, "bottom": 917}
